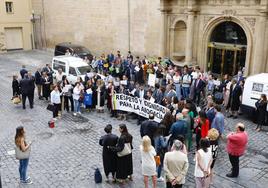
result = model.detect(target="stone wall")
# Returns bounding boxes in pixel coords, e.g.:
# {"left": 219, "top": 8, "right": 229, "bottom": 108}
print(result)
{"left": 32, "top": 0, "right": 161, "bottom": 56}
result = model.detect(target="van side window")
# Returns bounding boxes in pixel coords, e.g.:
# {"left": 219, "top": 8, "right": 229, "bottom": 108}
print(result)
{"left": 69, "top": 67, "right": 77, "bottom": 76}
{"left": 53, "top": 60, "right": 66, "bottom": 72}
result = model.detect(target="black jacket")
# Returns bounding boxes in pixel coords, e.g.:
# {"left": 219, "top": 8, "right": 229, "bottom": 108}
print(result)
{"left": 20, "top": 78, "right": 34, "bottom": 95}
{"left": 140, "top": 120, "right": 159, "bottom": 146}
{"left": 35, "top": 71, "right": 42, "bottom": 85}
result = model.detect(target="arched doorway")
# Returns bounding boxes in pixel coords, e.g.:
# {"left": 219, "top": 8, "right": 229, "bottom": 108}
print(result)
{"left": 207, "top": 21, "right": 247, "bottom": 76}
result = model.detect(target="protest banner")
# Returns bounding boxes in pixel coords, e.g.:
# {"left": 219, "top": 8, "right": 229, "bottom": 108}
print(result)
{"left": 113, "top": 94, "right": 168, "bottom": 123}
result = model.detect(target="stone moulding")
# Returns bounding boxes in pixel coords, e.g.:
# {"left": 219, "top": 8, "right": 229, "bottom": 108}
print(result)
{"left": 244, "top": 17, "right": 256, "bottom": 33}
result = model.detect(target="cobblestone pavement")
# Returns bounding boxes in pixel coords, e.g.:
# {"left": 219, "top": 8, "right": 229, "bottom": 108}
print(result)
{"left": 0, "top": 50, "right": 268, "bottom": 188}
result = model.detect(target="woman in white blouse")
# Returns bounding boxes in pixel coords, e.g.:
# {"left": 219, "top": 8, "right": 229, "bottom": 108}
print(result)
{"left": 140, "top": 136, "right": 157, "bottom": 188}
{"left": 50, "top": 85, "right": 61, "bottom": 120}
{"left": 173, "top": 71, "right": 182, "bottom": 100}
{"left": 72, "top": 82, "right": 82, "bottom": 116}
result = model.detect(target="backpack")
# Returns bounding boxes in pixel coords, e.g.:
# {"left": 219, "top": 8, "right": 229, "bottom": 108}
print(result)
{"left": 94, "top": 168, "right": 102, "bottom": 183}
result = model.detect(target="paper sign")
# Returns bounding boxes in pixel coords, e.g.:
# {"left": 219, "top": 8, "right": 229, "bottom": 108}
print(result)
{"left": 120, "top": 80, "right": 127, "bottom": 85}
{"left": 130, "top": 89, "right": 136, "bottom": 96}
{"left": 148, "top": 74, "right": 156, "bottom": 87}
{"left": 62, "top": 85, "right": 71, "bottom": 93}
{"left": 135, "top": 66, "right": 140, "bottom": 72}
{"left": 114, "top": 81, "right": 120, "bottom": 87}
{"left": 150, "top": 97, "right": 155, "bottom": 103}
{"left": 213, "top": 80, "right": 221, "bottom": 86}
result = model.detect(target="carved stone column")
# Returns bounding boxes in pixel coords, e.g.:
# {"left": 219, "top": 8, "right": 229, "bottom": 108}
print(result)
{"left": 253, "top": 12, "right": 267, "bottom": 74}
{"left": 159, "top": 8, "right": 170, "bottom": 57}
{"left": 185, "top": 11, "right": 195, "bottom": 63}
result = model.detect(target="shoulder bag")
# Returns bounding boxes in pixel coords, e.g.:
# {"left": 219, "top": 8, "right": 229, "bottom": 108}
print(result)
{"left": 15, "top": 145, "right": 31, "bottom": 160}
{"left": 117, "top": 143, "right": 132, "bottom": 157}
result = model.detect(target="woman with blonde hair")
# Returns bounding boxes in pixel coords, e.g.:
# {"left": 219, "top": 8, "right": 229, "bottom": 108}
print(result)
{"left": 140, "top": 136, "right": 157, "bottom": 188}
{"left": 15, "top": 126, "right": 32, "bottom": 184}
{"left": 207, "top": 128, "right": 220, "bottom": 185}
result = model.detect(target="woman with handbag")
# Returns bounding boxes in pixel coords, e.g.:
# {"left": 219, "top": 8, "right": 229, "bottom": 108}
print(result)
{"left": 140, "top": 136, "right": 157, "bottom": 188}
{"left": 110, "top": 124, "right": 133, "bottom": 183}
{"left": 15, "top": 126, "right": 32, "bottom": 184}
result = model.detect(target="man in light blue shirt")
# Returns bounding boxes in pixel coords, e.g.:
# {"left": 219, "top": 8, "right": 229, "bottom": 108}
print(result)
{"left": 211, "top": 105, "right": 225, "bottom": 137}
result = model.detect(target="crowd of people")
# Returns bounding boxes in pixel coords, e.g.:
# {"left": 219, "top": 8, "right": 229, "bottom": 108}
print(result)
{"left": 13, "top": 50, "right": 268, "bottom": 187}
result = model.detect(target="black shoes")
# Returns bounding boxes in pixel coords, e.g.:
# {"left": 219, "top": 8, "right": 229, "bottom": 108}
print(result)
{"left": 226, "top": 173, "right": 238, "bottom": 178}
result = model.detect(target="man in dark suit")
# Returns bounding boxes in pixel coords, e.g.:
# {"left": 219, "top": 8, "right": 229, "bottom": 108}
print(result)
{"left": 193, "top": 75, "right": 205, "bottom": 106}
{"left": 20, "top": 73, "right": 34, "bottom": 109}
{"left": 140, "top": 114, "right": 159, "bottom": 147}
{"left": 42, "top": 64, "right": 53, "bottom": 80}
{"left": 35, "top": 68, "right": 43, "bottom": 99}
{"left": 20, "top": 65, "right": 28, "bottom": 79}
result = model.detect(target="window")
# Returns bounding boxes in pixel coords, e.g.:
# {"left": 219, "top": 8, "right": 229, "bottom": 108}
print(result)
{"left": 53, "top": 60, "right": 66, "bottom": 72}
{"left": 5, "top": 2, "right": 13, "bottom": 13}
{"left": 69, "top": 67, "right": 77, "bottom": 76}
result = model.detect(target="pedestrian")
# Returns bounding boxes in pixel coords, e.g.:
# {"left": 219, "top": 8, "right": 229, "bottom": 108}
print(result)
{"left": 111, "top": 124, "right": 133, "bottom": 183}
{"left": 211, "top": 105, "right": 225, "bottom": 138}
{"left": 182, "top": 108, "right": 193, "bottom": 152}
{"left": 55, "top": 68, "right": 64, "bottom": 84}
{"left": 195, "top": 111, "right": 210, "bottom": 149}
{"left": 226, "top": 123, "right": 248, "bottom": 178}
{"left": 50, "top": 85, "right": 61, "bottom": 121}
{"left": 12, "top": 75, "right": 20, "bottom": 97}
{"left": 140, "top": 114, "right": 159, "bottom": 147}
{"left": 160, "top": 111, "right": 175, "bottom": 137}
{"left": 164, "top": 140, "right": 189, "bottom": 188}
{"left": 41, "top": 72, "right": 51, "bottom": 100}
{"left": 20, "top": 65, "right": 28, "bottom": 79}
{"left": 226, "top": 79, "right": 242, "bottom": 119}
{"left": 72, "top": 82, "right": 83, "bottom": 116}
{"left": 96, "top": 79, "right": 105, "bottom": 113}
{"left": 255, "top": 94, "right": 267, "bottom": 132}
{"left": 193, "top": 74, "right": 205, "bottom": 106}
{"left": 154, "top": 125, "right": 168, "bottom": 182}
{"left": 169, "top": 113, "right": 187, "bottom": 148}
{"left": 207, "top": 128, "right": 219, "bottom": 185}
{"left": 205, "top": 101, "right": 215, "bottom": 127}
{"left": 173, "top": 71, "right": 182, "bottom": 100}
{"left": 140, "top": 136, "right": 157, "bottom": 188}
{"left": 99, "top": 124, "right": 118, "bottom": 182}
{"left": 181, "top": 68, "right": 191, "bottom": 99}
{"left": 34, "top": 68, "right": 43, "bottom": 99}
{"left": 194, "top": 138, "right": 213, "bottom": 188}
{"left": 61, "top": 78, "right": 74, "bottom": 112}
{"left": 19, "top": 73, "right": 34, "bottom": 109}
{"left": 15, "top": 126, "right": 33, "bottom": 184}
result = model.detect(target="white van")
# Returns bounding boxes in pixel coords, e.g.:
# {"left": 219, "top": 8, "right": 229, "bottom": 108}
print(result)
{"left": 241, "top": 73, "right": 268, "bottom": 111}
{"left": 51, "top": 56, "right": 91, "bottom": 84}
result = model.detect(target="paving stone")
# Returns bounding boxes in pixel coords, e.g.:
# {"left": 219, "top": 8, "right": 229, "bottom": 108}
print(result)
{"left": 0, "top": 50, "right": 267, "bottom": 188}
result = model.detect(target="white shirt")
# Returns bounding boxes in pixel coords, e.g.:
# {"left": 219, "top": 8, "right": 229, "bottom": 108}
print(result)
{"left": 55, "top": 72, "right": 64, "bottom": 83}
{"left": 194, "top": 148, "right": 212, "bottom": 177}
{"left": 73, "top": 86, "right": 81, "bottom": 100}
{"left": 173, "top": 75, "right": 181, "bottom": 84}
{"left": 182, "top": 74, "right": 191, "bottom": 87}
{"left": 50, "top": 90, "right": 61, "bottom": 104}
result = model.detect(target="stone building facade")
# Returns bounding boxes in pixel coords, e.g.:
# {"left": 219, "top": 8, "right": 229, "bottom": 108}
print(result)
{"left": 33, "top": 0, "right": 268, "bottom": 76}
{"left": 0, "top": 0, "right": 33, "bottom": 52}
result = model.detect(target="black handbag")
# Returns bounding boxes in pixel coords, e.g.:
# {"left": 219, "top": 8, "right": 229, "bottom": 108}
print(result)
{"left": 46, "top": 104, "right": 55, "bottom": 112}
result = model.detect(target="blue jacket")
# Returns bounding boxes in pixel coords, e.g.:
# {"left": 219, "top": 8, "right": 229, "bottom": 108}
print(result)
{"left": 84, "top": 93, "right": 92, "bottom": 106}
{"left": 169, "top": 120, "right": 187, "bottom": 138}
{"left": 211, "top": 112, "right": 225, "bottom": 135}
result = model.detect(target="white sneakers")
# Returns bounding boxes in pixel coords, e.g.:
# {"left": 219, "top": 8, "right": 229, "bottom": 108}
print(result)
{"left": 157, "top": 176, "right": 164, "bottom": 182}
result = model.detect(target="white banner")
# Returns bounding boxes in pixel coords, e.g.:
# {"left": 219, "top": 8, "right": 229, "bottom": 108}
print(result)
{"left": 113, "top": 94, "right": 168, "bottom": 123}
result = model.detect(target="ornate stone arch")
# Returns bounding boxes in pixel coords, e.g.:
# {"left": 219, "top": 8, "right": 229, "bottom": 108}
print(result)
{"left": 201, "top": 16, "right": 253, "bottom": 76}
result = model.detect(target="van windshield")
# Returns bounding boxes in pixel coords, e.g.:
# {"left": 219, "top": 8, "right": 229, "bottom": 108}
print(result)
{"left": 73, "top": 47, "right": 90, "bottom": 55}
{"left": 77, "top": 66, "right": 91, "bottom": 75}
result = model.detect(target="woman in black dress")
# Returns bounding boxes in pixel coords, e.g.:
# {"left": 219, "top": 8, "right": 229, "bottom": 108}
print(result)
{"left": 111, "top": 124, "right": 133, "bottom": 183}
{"left": 99, "top": 124, "right": 118, "bottom": 182}
{"left": 255, "top": 94, "right": 267, "bottom": 132}
{"left": 12, "top": 75, "right": 20, "bottom": 97}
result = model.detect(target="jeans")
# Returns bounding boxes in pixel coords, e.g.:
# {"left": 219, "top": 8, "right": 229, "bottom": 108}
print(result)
{"left": 182, "top": 87, "right": 190, "bottom": 99}
{"left": 175, "top": 84, "right": 181, "bottom": 100}
{"left": 157, "top": 161, "right": 163, "bottom": 178}
{"left": 19, "top": 158, "right": 29, "bottom": 181}
{"left": 73, "top": 99, "right": 80, "bottom": 113}
{"left": 229, "top": 154, "right": 239, "bottom": 176}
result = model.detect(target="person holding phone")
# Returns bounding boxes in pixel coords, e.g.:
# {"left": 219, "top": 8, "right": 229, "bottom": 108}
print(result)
{"left": 15, "top": 126, "right": 33, "bottom": 184}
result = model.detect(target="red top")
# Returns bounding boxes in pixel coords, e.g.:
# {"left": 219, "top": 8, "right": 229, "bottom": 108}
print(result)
{"left": 196, "top": 118, "right": 210, "bottom": 138}
{"left": 227, "top": 131, "right": 248, "bottom": 156}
